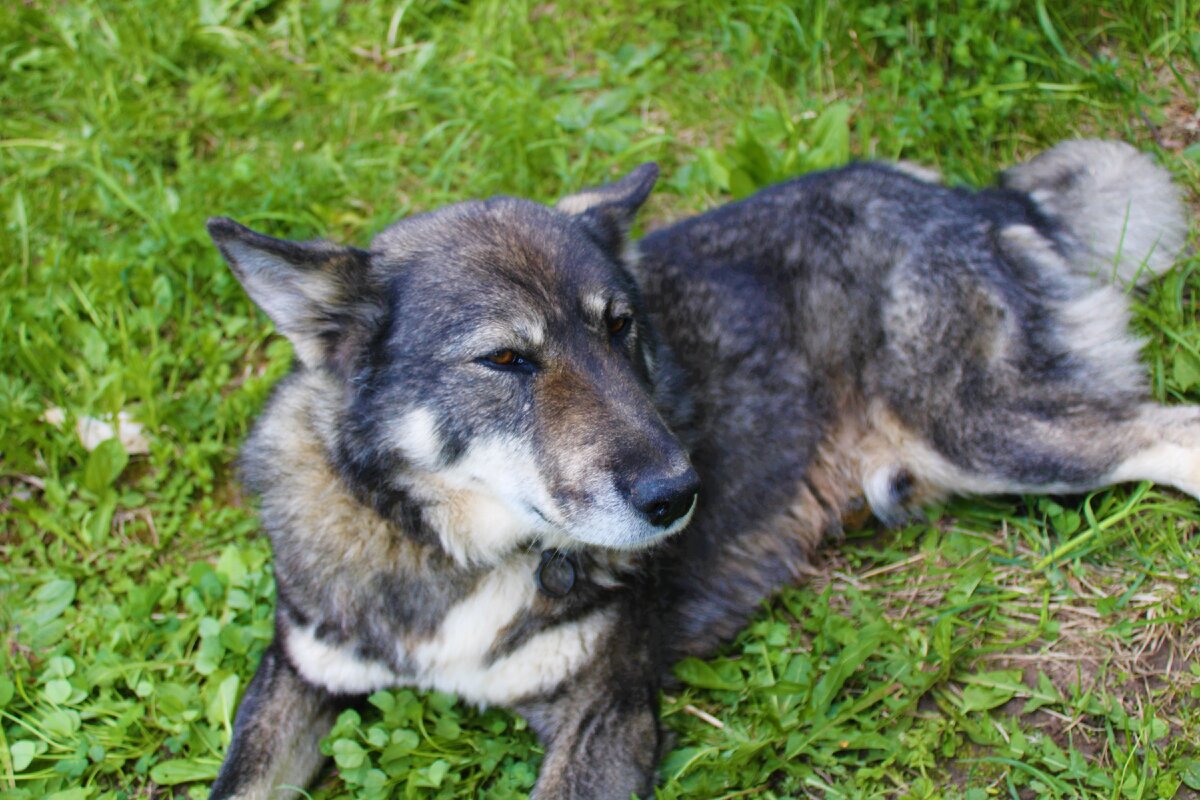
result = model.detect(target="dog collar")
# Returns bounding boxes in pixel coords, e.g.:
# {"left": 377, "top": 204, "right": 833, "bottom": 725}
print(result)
{"left": 535, "top": 550, "right": 578, "bottom": 598}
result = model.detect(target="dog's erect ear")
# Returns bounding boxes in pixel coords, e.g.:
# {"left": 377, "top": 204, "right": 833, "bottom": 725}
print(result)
{"left": 206, "top": 217, "right": 378, "bottom": 371}
{"left": 555, "top": 163, "right": 658, "bottom": 256}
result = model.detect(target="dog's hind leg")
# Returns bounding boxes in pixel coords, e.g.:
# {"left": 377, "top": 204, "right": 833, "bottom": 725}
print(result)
{"left": 208, "top": 642, "right": 338, "bottom": 800}
{"left": 863, "top": 398, "right": 1200, "bottom": 517}
{"left": 866, "top": 137, "right": 1196, "bottom": 515}
{"left": 1102, "top": 404, "right": 1200, "bottom": 498}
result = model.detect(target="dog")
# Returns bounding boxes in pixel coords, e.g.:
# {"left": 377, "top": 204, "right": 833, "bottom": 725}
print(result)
{"left": 203, "top": 140, "right": 1194, "bottom": 800}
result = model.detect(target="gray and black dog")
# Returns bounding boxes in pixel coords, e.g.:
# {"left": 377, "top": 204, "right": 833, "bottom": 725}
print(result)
{"left": 205, "top": 140, "right": 1194, "bottom": 799}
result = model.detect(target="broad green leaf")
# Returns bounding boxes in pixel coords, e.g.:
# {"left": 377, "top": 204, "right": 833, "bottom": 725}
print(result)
{"left": 1021, "top": 671, "right": 1063, "bottom": 713}
{"left": 82, "top": 437, "right": 129, "bottom": 494}
{"left": 959, "top": 669, "right": 1024, "bottom": 713}
{"left": 1174, "top": 348, "right": 1200, "bottom": 392}
{"left": 195, "top": 635, "right": 225, "bottom": 676}
{"left": 155, "top": 683, "right": 195, "bottom": 719}
{"left": 215, "top": 544, "right": 247, "bottom": 584}
{"left": 219, "top": 623, "right": 250, "bottom": 654}
{"left": 434, "top": 716, "right": 461, "bottom": 741}
{"left": 333, "top": 739, "right": 367, "bottom": 770}
{"left": 42, "top": 708, "right": 82, "bottom": 739}
{"left": 674, "top": 658, "right": 742, "bottom": 691}
{"left": 368, "top": 691, "right": 396, "bottom": 713}
{"left": 149, "top": 758, "right": 221, "bottom": 785}
{"left": 1181, "top": 759, "right": 1200, "bottom": 790}
{"left": 728, "top": 167, "right": 758, "bottom": 200}
{"left": 802, "top": 102, "right": 851, "bottom": 172}
{"left": 1147, "top": 715, "right": 1169, "bottom": 740}
{"left": 43, "top": 679, "right": 72, "bottom": 704}
{"left": 1040, "top": 737, "right": 1070, "bottom": 772}
{"left": 42, "top": 656, "right": 75, "bottom": 680}
{"left": 587, "top": 88, "right": 633, "bottom": 122}
{"left": 30, "top": 578, "right": 76, "bottom": 625}
{"left": 413, "top": 758, "right": 449, "bottom": 788}
{"left": 810, "top": 622, "right": 885, "bottom": 717}
{"left": 366, "top": 726, "right": 389, "bottom": 748}
{"left": 659, "top": 746, "right": 714, "bottom": 781}
{"left": 390, "top": 729, "right": 419, "bottom": 751}
{"left": 695, "top": 148, "right": 730, "bottom": 192}
{"left": 11, "top": 740, "right": 40, "bottom": 772}
{"left": 206, "top": 673, "right": 240, "bottom": 729}
{"left": 961, "top": 683, "right": 1015, "bottom": 713}
{"left": 44, "top": 789, "right": 87, "bottom": 800}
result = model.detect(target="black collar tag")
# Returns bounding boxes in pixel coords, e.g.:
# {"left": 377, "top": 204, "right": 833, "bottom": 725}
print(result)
{"left": 535, "top": 550, "right": 578, "bottom": 598}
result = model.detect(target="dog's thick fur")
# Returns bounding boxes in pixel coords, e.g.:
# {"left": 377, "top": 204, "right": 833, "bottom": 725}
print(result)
{"left": 204, "top": 141, "right": 1195, "bottom": 800}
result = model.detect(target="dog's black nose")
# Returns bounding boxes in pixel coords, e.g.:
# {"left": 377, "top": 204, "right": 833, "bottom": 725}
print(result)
{"left": 631, "top": 469, "right": 700, "bottom": 528}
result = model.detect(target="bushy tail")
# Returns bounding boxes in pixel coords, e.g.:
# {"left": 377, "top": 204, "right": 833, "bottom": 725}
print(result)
{"left": 1001, "top": 140, "right": 1188, "bottom": 286}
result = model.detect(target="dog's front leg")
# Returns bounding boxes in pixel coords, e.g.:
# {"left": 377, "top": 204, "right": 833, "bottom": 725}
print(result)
{"left": 518, "top": 674, "right": 662, "bottom": 800}
{"left": 513, "top": 613, "right": 664, "bottom": 800}
{"left": 208, "top": 641, "right": 338, "bottom": 800}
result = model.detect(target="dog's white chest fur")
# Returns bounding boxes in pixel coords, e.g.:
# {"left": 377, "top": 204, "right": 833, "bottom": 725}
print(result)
{"left": 284, "top": 559, "right": 612, "bottom": 706}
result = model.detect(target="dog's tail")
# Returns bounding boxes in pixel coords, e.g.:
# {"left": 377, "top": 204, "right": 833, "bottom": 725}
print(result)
{"left": 1000, "top": 140, "right": 1188, "bottom": 286}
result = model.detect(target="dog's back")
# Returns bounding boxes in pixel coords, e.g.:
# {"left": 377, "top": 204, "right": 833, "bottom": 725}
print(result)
{"left": 637, "top": 141, "right": 1193, "bottom": 655}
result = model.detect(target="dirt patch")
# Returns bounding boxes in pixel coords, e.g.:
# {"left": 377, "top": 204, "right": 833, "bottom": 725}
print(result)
{"left": 806, "top": 514, "right": 1200, "bottom": 777}
{"left": 1147, "top": 60, "right": 1200, "bottom": 153}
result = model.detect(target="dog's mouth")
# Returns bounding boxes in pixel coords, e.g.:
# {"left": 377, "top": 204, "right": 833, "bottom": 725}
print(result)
{"left": 631, "top": 491, "right": 699, "bottom": 548}
{"left": 537, "top": 487, "right": 700, "bottom": 552}
{"left": 671, "top": 492, "right": 699, "bottom": 532}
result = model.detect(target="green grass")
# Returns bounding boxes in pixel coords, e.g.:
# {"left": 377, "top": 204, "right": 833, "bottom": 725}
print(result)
{"left": 3, "top": 0, "right": 1200, "bottom": 798}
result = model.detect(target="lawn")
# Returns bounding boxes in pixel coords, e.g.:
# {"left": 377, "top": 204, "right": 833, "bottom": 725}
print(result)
{"left": 2, "top": 1, "right": 1199, "bottom": 798}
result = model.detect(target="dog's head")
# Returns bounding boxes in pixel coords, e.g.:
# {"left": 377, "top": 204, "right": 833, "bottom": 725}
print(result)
{"left": 208, "top": 165, "right": 698, "bottom": 561}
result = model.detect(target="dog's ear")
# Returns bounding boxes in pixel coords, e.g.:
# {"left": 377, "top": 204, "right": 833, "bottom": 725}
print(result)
{"left": 555, "top": 163, "right": 658, "bottom": 256}
{"left": 206, "top": 217, "right": 379, "bottom": 372}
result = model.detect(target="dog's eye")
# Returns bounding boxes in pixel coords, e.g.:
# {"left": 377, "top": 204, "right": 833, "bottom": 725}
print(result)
{"left": 608, "top": 315, "right": 632, "bottom": 337}
{"left": 479, "top": 349, "right": 536, "bottom": 373}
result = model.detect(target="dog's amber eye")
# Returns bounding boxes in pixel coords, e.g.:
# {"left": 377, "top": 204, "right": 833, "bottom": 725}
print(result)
{"left": 480, "top": 349, "right": 536, "bottom": 373}
{"left": 488, "top": 350, "right": 517, "bottom": 366}
{"left": 608, "top": 316, "right": 630, "bottom": 336}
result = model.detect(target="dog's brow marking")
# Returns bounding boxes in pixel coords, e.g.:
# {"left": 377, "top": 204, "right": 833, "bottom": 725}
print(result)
{"left": 461, "top": 318, "right": 546, "bottom": 352}
{"left": 512, "top": 317, "right": 547, "bottom": 349}
{"left": 580, "top": 292, "right": 609, "bottom": 324}
{"left": 622, "top": 239, "right": 643, "bottom": 270}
